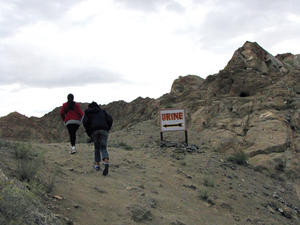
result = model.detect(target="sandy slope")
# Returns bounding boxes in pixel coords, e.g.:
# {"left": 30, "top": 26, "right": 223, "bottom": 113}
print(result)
{"left": 1, "top": 120, "right": 300, "bottom": 224}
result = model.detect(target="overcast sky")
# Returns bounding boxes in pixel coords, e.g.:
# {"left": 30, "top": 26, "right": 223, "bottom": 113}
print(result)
{"left": 1, "top": 0, "right": 300, "bottom": 118}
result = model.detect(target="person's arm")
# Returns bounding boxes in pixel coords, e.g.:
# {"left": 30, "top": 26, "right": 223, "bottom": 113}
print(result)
{"left": 82, "top": 114, "right": 91, "bottom": 136}
{"left": 105, "top": 111, "right": 113, "bottom": 130}
{"left": 78, "top": 105, "right": 84, "bottom": 119}
{"left": 59, "top": 103, "right": 67, "bottom": 121}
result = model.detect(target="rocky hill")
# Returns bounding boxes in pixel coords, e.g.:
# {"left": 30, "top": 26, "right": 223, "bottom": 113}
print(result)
{"left": 1, "top": 41, "right": 300, "bottom": 179}
{"left": 2, "top": 41, "right": 300, "bottom": 224}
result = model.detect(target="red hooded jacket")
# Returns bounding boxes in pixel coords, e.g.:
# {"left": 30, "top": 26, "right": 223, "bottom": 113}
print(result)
{"left": 59, "top": 102, "right": 84, "bottom": 123}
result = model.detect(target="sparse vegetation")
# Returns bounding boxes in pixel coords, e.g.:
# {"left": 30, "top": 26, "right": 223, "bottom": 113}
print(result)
{"left": 13, "top": 143, "right": 44, "bottom": 182}
{"left": 165, "top": 103, "right": 173, "bottom": 108}
{"left": 124, "top": 145, "right": 134, "bottom": 150}
{"left": 118, "top": 141, "right": 134, "bottom": 150}
{"left": 227, "top": 151, "right": 248, "bottom": 165}
{"left": 0, "top": 181, "right": 35, "bottom": 224}
{"left": 14, "top": 142, "right": 37, "bottom": 160}
{"left": 198, "top": 188, "right": 209, "bottom": 200}
{"left": 197, "top": 188, "right": 215, "bottom": 205}
{"left": 45, "top": 175, "right": 56, "bottom": 193}
{"left": 16, "top": 159, "right": 40, "bottom": 181}
{"left": 203, "top": 175, "right": 215, "bottom": 187}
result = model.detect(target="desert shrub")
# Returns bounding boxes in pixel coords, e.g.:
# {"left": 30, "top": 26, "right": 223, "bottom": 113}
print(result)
{"left": 0, "top": 182, "right": 35, "bottom": 224}
{"left": 118, "top": 142, "right": 134, "bottom": 150}
{"left": 197, "top": 188, "right": 215, "bottom": 205}
{"left": 198, "top": 188, "right": 209, "bottom": 200}
{"left": 13, "top": 143, "right": 44, "bottom": 182}
{"left": 124, "top": 145, "right": 134, "bottom": 151}
{"left": 16, "top": 159, "right": 41, "bottom": 181}
{"left": 227, "top": 151, "right": 248, "bottom": 165}
{"left": 45, "top": 175, "right": 56, "bottom": 193}
{"left": 14, "top": 142, "right": 37, "bottom": 160}
{"left": 203, "top": 175, "right": 215, "bottom": 187}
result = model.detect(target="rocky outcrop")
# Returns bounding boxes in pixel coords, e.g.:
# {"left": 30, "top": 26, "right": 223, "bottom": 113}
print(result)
{"left": 182, "top": 41, "right": 300, "bottom": 178}
{"left": 225, "top": 41, "right": 285, "bottom": 73}
{"left": 170, "top": 75, "right": 204, "bottom": 94}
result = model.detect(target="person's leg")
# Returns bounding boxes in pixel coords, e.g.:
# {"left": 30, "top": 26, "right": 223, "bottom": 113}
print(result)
{"left": 92, "top": 131, "right": 101, "bottom": 169}
{"left": 67, "top": 124, "right": 80, "bottom": 147}
{"left": 99, "top": 130, "right": 109, "bottom": 160}
{"left": 99, "top": 130, "right": 109, "bottom": 175}
{"left": 66, "top": 124, "right": 79, "bottom": 153}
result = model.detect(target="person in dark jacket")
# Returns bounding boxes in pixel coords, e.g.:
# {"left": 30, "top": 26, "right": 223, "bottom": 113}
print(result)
{"left": 82, "top": 101, "right": 113, "bottom": 176}
{"left": 59, "top": 93, "right": 84, "bottom": 154}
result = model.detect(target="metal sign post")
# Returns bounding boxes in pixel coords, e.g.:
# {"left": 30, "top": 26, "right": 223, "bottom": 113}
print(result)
{"left": 159, "top": 108, "right": 188, "bottom": 145}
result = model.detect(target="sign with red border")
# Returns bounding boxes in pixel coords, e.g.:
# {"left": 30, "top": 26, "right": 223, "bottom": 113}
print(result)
{"left": 159, "top": 108, "right": 186, "bottom": 132}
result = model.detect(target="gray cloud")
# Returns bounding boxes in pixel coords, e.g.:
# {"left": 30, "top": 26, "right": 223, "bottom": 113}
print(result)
{"left": 1, "top": 1, "right": 300, "bottom": 90}
{"left": 182, "top": 0, "right": 300, "bottom": 53}
{"left": 0, "top": 0, "right": 85, "bottom": 37}
{"left": 0, "top": 44, "right": 125, "bottom": 88}
{"left": 0, "top": 63, "right": 125, "bottom": 89}
{"left": 113, "top": 0, "right": 185, "bottom": 13}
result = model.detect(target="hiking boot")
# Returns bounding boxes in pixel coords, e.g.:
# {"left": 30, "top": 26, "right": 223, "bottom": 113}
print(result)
{"left": 103, "top": 162, "right": 109, "bottom": 176}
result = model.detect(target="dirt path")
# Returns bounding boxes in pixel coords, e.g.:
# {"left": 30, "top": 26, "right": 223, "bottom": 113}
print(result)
{"left": 40, "top": 142, "right": 237, "bottom": 225}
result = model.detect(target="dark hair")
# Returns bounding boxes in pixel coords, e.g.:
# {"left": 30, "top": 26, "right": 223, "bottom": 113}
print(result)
{"left": 67, "top": 93, "right": 75, "bottom": 110}
{"left": 88, "top": 101, "right": 100, "bottom": 109}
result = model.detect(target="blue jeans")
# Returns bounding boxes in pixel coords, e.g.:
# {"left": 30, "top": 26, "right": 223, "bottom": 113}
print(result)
{"left": 92, "top": 130, "right": 109, "bottom": 162}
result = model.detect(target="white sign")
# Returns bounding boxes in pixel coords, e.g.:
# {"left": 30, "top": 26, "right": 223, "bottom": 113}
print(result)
{"left": 159, "top": 108, "right": 186, "bottom": 132}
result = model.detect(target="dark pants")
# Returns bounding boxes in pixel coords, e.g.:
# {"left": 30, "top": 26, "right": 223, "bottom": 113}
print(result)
{"left": 92, "top": 130, "right": 109, "bottom": 162}
{"left": 67, "top": 124, "right": 80, "bottom": 146}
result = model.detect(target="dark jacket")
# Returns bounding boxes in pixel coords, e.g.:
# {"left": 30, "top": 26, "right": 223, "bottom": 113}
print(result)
{"left": 82, "top": 106, "right": 113, "bottom": 137}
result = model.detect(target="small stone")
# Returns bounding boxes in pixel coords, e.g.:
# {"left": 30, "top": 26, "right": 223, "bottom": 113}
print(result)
{"left": 53, "top": 195, "right": 63, "bottom": 200}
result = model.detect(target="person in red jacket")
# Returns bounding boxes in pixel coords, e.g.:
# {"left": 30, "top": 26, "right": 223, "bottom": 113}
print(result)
{"left": 59, "top": 93, "right": 84, "bottom": 154}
